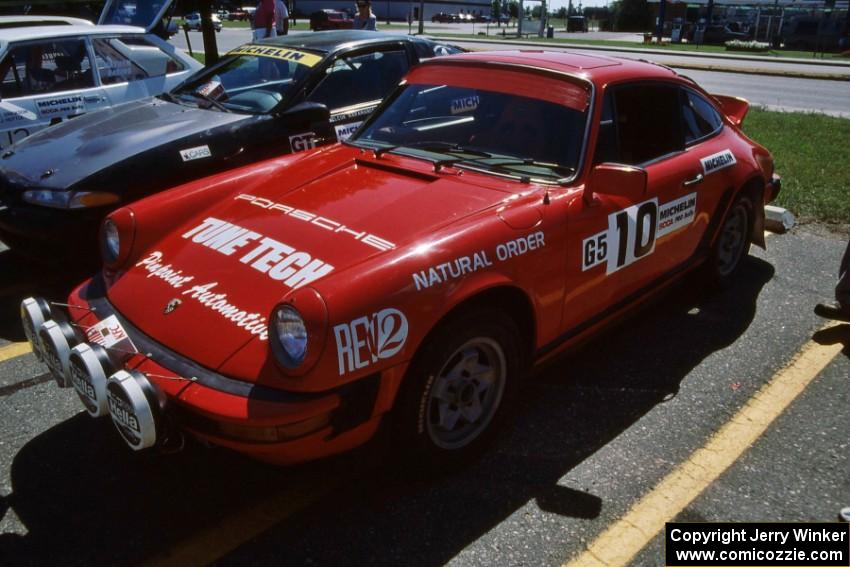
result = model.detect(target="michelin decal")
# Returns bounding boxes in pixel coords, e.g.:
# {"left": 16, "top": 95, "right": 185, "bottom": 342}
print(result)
{"left": 582, "top": 193, "right": 697, "bottom": 273}
{"left": 701, "top": 149, "right": 736, "bottom": 175}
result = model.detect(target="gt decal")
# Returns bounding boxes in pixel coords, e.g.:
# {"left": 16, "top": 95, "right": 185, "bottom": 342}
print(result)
{"left": 289, "top": 132, "right": 317, "bottom": 152}
{"left": 333, "top": 308, "right": 408, "bottom": 375}
{"left": 227, "top": 45, "right": 322, "bottom": 67}
{"left": 334, "top": 121, "right": 362, "bottom": 141}
{"left": 182, "top": 218, "right": 334, "bottom": 290}
{"left": 180, "top": 145, "right": 212, "bottom": 162}
{"left": 701, "top": 149, "right": 736, "bottom": 175}
{"left": 582, "top": 194, "right": 697, "bottom": 273}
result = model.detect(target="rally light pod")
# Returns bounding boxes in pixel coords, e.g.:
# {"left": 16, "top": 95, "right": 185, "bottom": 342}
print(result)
{"left": 106, "top": 370, "right": 162, "bottom": 451}
{"left": 38, "top": 320, "right": 79, "bottom": 387}
{"left": 68, "top": 343, "right": 113, "bottom": 417}
{"left": 21, "top": 297, "right": 51, "bottom": 361}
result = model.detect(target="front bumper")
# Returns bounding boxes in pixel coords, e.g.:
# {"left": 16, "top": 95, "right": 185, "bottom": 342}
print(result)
{"left": 20, "top": 276, "right": 383, "bottom": 465}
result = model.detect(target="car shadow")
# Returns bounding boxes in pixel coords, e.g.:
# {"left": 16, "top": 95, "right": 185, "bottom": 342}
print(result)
{"left": 0, "top": 250, "right": 94, "bottom": 342}
{"left": 1, "top": 257, "right": 774, "bottom": 565}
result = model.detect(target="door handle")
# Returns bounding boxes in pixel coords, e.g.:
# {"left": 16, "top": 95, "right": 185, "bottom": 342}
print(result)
{"left": 683, "top": 173, "right": 704, "bottom": 187}
{"left": 83, "top": 96, "right": 105, "bottom": 103}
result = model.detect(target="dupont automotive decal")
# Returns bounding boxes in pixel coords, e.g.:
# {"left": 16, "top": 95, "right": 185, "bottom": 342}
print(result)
{"left": 450, "top": 95, "right": 479, "bottom": 115}
{"left": 227, "top": 45, "right": 322, "bottom": 67}
{"left": 582, "top": 193, "right": 697, "bottom": 274}
{"left": 86, "top": 315, "right": 137, "bottom": 351}
{"left": 36, "top": 95, "right": 85, "bottom": 118}
{"left": 289, "top": 132, "right": 317, "bottom": 152}
{"left": 180, "top": 145, "right": 212, "bottom": 162}
{"left": 701, "top": 149, "right": 737, "bottom": 175}
{"left": 235, "top": 194, "right": 395, "bottom": 251}
{"left": 333, "top": 308, "right": 408, "bottom": 375}
{"left": 134, "top": 250, "right": 271, "bottom": 340}
{"left": 182, "top": 217, "right": 334, "bottom": 289}
{"left": 334, "top": 121, "right": 362, "bottom": 141}
{"left": 413, "top": 232, "right": 545, "bottom": 291}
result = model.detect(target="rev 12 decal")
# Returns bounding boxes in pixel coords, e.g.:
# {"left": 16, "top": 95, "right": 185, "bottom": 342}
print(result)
{"left": 334, "top": 308, "right": 408, "bottom": 375}
{"left": 701, "top": 149, "right": 736, "bottom": 175}
{"left": 582, "top": 193, "right": 697, "bottom": 274}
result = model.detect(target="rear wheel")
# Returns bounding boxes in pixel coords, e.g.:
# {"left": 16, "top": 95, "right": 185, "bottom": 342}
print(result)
{"left": 707, "top": 194, "right": 752, "bottom": 287}
{"left": 394, "top": 309, "right": 523, "bottom": 466}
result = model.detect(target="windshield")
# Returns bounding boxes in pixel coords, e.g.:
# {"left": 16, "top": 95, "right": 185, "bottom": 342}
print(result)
{"left": 170, "top": 45, "right": 321, "bottom": 114}
{"left": 352, "top": 83, "right": 587, "bottom": 183}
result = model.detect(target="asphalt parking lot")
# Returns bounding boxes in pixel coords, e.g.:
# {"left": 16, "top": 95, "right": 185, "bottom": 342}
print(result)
{"left": 0, "top": 224, "right": 847, "bottom": 566}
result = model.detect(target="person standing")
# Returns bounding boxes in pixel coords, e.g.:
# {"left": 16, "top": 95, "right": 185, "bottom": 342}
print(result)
{"left": 275, "top": 0, "right": 289, "bottom": 35}
{"left": 253, "top": 0, "right": 277, "bottom": 40}
{"left": 814, "top": 236, "right": 850, "bottom": 323}
{"left": 353, "top": 0, "right": 377, "bottom": 30}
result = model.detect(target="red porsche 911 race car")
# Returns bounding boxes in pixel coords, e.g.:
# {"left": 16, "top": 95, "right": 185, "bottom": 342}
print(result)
{"left": 22, "top": 50, "right": 780, "bottom": 466}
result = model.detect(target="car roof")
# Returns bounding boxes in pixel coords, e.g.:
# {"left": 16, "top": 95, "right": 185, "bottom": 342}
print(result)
{"left": 0, "top": 24, "right": 143, "bottom": 42}
{"left": 0, "top": 15, "right": 93, "bottom": 27}
{"left": 262, "top": 30, "right": 424, "bottom": 55}
{"left": 423, "top": 50, "right": 679, "bottom": 85}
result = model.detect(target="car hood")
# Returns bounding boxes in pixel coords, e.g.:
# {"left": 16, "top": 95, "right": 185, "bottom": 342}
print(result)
{"left": 0, "top": 98, "right": 249, "bottom": 190}
{"left": 108, "top": 146, "right": 513, "bottom": 371}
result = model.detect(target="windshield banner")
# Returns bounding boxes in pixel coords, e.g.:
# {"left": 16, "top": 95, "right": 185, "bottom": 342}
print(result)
{"left": 227, "top": 45, "right": 322, "bottom": 67}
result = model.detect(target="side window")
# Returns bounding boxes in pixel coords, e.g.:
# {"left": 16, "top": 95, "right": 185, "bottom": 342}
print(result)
{"left": 0, "top": 39, "right": 94, "bottom": 99}
{"left": 611, "top": 83, "right": 683, "bottom": 165}
{"left": 92, "top": 36, "right": 184, "bottom": 84}
{"left": 681, "top": 89, "right": 723, "bottom": 144}
{"left": 307, "top": 50, "right": 409, "bottom": 110}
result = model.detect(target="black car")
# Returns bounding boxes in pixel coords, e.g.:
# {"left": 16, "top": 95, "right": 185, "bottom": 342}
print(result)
{"left": 0, "top": 31, "right": 462, "bottom": 262}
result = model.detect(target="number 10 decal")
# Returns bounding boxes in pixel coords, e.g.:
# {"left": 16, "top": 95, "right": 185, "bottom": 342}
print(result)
{"left": 581, "top": 193, "right": 696, "bottom": 274}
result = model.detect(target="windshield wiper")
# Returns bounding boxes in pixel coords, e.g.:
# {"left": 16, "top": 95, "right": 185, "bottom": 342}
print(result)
{"left": 373, "top": 141, "right": 492, "bottom": 160}
{"left": 190, "top": 91, "right": 232, "bottom": 113}
{"left": 461, "top": 158, "right": 576, "bottom": 183}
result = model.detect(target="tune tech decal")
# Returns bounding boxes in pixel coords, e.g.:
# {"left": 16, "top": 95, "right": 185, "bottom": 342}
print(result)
{"left": 700, "top": 149, "right": 736, "bottom": 175}
{"left": 582, "top": 193, "right": 697, "bottom": 274}
{"left": 182, "top": 217, "right": 334, "bottom": 290}
{"left": 333, "top": 308, "right": 408, "bottom": 375}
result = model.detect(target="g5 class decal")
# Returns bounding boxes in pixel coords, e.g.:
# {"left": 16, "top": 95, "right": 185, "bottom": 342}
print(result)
{"left": 182, "top": 217, "right": 334, "bottom": 290}
{"left": 701, "top": 149, "right": 736, "bottom": 175}
{"left": 334, "top": 308, "right": 408, "bottom": 375}
{"left": 582, "top": 193, "right": 697, "bottom": 273}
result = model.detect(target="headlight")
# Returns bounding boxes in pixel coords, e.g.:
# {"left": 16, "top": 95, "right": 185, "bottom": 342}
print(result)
{"left": 101, "top": 218, "right": 120, "bottom": 265}
{"left": 273, "top": 305, "right": 308, "bottom": 369}
{"left": 22, "top": 189, "right": 119, "bottom": 209}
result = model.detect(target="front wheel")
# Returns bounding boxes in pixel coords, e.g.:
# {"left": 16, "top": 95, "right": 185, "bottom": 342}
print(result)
{"left": 707, "top": 193, "right": 753, "bottom": 287}
{"left": 393, "top": 309, "right": 523, "bottom": 466}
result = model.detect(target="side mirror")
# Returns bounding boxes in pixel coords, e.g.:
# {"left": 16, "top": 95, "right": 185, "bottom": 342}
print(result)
{"left": 584, "top": 163, "right": 647, "bottom": 204}
{"left": 280, "top": 101, "right": 330, "bottom": 126}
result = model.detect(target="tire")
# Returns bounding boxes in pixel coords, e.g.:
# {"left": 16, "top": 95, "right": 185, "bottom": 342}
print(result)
{"left": 393, "top": 309, "right": 524, "bottom": 468}
{"left": 706, "top": 193, "right": 753, "bottom": 288}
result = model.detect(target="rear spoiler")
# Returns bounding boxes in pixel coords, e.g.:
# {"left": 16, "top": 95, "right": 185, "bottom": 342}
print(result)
{"left": 712, "top": 94, "right": 749, "bottom": 126}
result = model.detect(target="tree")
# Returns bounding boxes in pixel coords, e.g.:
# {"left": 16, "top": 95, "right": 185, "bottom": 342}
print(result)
{"left": 610, "top": 0, "right": 652, "bottom": 31}
{"left": 507, "top": 0, "right": 519, "bottom": 19}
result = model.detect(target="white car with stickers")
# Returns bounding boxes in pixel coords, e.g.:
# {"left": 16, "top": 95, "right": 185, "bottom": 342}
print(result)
{"left": 0, "top": 0, "right": 199, "bottom": 150}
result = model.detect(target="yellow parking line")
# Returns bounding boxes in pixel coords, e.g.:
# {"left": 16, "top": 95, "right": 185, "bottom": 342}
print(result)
{"left": 0, "top": 342, "right": 32, "bottom": 363}
{"left": 565, "top": 322, "right": 844, "bottom": 567}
